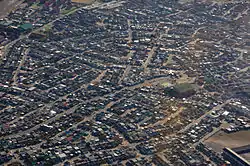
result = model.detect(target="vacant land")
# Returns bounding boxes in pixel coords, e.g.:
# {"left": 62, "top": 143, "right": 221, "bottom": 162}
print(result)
{"left": 204, "top": 130, "right": 250, "bottom": 153}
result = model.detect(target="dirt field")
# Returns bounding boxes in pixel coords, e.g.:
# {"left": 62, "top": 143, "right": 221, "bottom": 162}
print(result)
{"left": 204, "top": 130, "right": 250, "bottom": 153}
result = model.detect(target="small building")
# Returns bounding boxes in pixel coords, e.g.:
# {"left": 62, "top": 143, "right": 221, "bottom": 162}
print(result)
{"left": 19, "top": 23, "right": 33, "bottom": 32}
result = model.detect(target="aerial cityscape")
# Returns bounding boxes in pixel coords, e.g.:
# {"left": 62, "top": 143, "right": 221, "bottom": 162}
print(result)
{"left": 0, "top": 0, "right": 250, "bottom": 165}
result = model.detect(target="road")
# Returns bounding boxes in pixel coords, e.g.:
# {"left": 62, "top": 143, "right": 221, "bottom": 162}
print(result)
{"left": 122, "top": 19, "right": 134, "bottom": 61}
{"left": 118, "top": 65, "right": 131, "bottom": 84}
{"left": 142, "top": 46, "right": 157, "bottom": 73}
{"left": 12, "top": 47, "right": 29, "bottom": 86}
{"left": 127, "top": 19, "right": 133, "bottom": 44}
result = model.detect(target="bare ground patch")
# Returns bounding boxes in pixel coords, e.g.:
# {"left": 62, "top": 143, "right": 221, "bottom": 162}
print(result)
{"left": 204, "top": 130, "right": 250, "bottom": 153}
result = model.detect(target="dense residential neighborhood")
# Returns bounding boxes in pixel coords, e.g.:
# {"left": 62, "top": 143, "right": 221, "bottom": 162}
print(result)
{"left": 0, "top": 0, "right": 250, "bottom": 165}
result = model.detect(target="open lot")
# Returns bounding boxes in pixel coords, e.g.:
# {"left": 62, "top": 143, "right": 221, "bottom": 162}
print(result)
{"left": 204, "top": 130, "right": 250, "bottom": 153}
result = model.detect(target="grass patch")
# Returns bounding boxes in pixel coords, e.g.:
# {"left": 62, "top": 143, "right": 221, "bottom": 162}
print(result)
{"left": 162, "top": 82, "right": 170, "bottom": 87}
{"left": 71, "top": 0, "right": 95, "bottom": 4}
{"left": 42, "top": 24, "right": 53, "bottom": 33}
{"left": 61, "top": 7, "right": 77, "bottom": 15}
{"left": 31, "top": 2, "right": 40, "bottom": 9}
